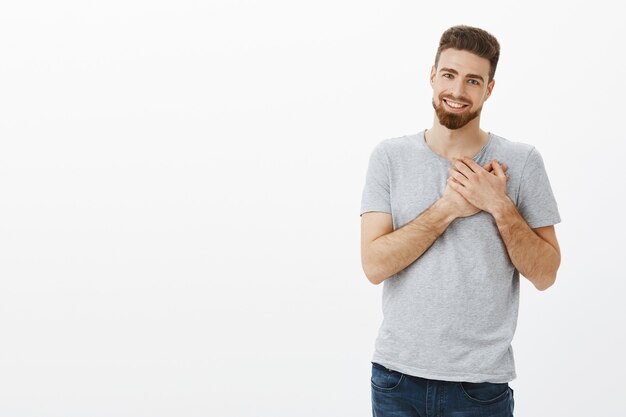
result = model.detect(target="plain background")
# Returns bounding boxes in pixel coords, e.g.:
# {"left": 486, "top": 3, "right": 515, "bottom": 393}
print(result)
{"left": 1, "top": 0, "right": 624, "bottom": 416}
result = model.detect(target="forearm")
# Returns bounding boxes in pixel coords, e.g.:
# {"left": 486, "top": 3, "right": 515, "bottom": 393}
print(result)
{"left": 491, "top": 197, "right": 560, "bottom": 290}
{"left": 365, "top": 199, "right": 455, "bottom": 285}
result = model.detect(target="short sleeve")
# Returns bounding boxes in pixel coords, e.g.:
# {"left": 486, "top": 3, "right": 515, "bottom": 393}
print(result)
{"left": 516, "top": 147, "right": 561, "bottom": 228}
{"left": 360, "top": 142, "right": 392, "bottom": 216}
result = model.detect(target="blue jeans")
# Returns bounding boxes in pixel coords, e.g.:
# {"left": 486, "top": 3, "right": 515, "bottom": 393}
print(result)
{"left": 371, "top": 362, "right": 514, "bottom": 417}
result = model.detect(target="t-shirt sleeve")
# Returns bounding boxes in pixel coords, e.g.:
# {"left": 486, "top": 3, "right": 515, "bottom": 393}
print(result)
{"left": 516, "top": 147, "right": 561, "bottom": 228}
{"left": 360, "top": 142, "right": 392, "bottom": 216}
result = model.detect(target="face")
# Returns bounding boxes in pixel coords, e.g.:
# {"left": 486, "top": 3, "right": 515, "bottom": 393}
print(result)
{"left": 430, "top": 48, "right": 495, "bottom": 130}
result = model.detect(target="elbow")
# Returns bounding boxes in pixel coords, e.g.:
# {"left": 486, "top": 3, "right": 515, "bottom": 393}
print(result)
{"left": 534, "top": 273, "right": 556, "bottom": 291}
{"left": 526, "top": 268, "right": 557, "bottom": 291}
{"left": 361, "top": 254, "right": 388, "bottom": 285}
{"left": 533, "top": 262, "right": 560, "bottom": 291}
{"left": 534, "top": 249, "right": 561, "bottom": 291}
{"left": 362, "top": 262, "right": 384, "bottom": 285}
{"left": 361, "top": 245, "right": 380, "bottom": 285}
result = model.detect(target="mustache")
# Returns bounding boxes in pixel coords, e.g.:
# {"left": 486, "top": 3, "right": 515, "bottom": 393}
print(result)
{"left": 441, "top": 95, "right": 472, "bottom": 105}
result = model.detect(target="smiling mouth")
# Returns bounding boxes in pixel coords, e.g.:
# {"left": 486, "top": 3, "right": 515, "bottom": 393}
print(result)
{"left": 443, "top": 99, "right": 469, "bottom": 111}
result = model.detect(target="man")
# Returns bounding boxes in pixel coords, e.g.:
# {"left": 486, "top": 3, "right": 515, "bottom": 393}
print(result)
{"left": 360, "top": 25, "right": 561, "bottom": 417}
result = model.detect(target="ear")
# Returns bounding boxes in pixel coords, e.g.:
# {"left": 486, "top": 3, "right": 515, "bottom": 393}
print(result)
{"left": 485, "top": 78, "right": 495, "bottom": 100}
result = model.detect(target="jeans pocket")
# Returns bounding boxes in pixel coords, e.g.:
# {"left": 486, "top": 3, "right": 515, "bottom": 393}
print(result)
{"left": 371, "top": 362, "right": 404, "bottom": 392}
{"left": 458, "top": 381, "right": 510, "bottom": 405}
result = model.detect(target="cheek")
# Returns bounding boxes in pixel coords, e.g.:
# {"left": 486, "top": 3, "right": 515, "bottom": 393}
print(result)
{"left": 471, "top": 93, "right": 486, "bottom": 106}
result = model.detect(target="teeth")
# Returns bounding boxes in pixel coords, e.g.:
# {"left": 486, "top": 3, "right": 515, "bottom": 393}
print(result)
{"left": 445, "top": 100, "right": 467, "bottom": 108}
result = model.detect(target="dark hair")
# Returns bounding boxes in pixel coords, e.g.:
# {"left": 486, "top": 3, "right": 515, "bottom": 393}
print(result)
{"left": 434, "top": 25, "right": 500, "bottom": 83}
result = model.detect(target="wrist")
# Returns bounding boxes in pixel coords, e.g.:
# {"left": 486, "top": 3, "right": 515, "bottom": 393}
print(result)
{"left": 433, "top": 197, "right": 458, "bottom": 223}
{"left": 489, "top": 195, "right": 515, "bottom": 219}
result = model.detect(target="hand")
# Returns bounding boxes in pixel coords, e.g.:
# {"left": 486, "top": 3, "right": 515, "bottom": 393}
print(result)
{"left": 447, "top": 157, "right": 510, "bottom": 214}
{"left": 441, "top": 159, "right": 508, "bottom": 219}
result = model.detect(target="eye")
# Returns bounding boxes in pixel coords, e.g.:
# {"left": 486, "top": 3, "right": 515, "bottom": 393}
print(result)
{"left": 443, "top": 73, "right": 453, "bottom": 79}
{"left": 469, "top": 79, "right": 480, "bottom": 85}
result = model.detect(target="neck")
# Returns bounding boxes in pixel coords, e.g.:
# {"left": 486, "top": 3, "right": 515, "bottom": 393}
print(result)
{"left": 424, "top": 117, "right": 489, "bottom": 161}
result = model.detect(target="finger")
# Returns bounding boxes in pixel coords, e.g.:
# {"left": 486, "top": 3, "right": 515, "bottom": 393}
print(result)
{"left": 448, "top": 177, "right": 470, "bottom": 197}
{"left": 448, "top": 169, "right": 468, "bottom": 186}
{"left": 482, "top": 160, "right": 494, "bottom": 172}
{"left": 460, "top": 156, "right": 484, "bottom": 173}
{"left": 485, "top": 159, "right": 507, "bottom": 174}
{"left": 484, "top": 160, "right": 507, "bottom": 173}
{"left": 493, "top": 159, "right": 507, "bottom": 171}
{"left": 452, "top": 158, "right": 475, "bottom": 178}
{"left": 492, "top": 160, "right": 506, "bottom": 177}
{"left": 447, "top": 177, "right": 465, "bottom": 193}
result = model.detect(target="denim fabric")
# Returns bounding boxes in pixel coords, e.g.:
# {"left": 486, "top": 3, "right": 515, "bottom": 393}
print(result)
{"left": 371, "top": 362, "right": 515, "bottom": 417}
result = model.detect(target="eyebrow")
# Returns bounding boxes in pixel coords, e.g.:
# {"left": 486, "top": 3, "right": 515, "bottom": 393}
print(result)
{"left": 439, "top": 67, "right": 485, "bottom": 83}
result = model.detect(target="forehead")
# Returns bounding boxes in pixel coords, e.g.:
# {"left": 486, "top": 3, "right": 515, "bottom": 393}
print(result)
{"left": 437, "top": 48, "right": 490, "bottom": 77}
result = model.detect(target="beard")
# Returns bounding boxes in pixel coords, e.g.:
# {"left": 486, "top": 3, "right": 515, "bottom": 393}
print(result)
{"left": 432, "top": 96, "right": 482, "bottom": 130}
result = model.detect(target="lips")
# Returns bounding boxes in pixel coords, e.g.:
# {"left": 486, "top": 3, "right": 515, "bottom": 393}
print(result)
{"left": 443, "top": 99, "right": 469, "bottom": 111}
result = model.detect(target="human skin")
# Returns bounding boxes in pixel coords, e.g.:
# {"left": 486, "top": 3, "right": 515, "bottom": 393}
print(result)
{"left": 448, "top": 157, "right": 561, "bottom": 290}
{"left": 361, "top": 160, "right": 560, "bottom": 290}
{"left": 361, "top": 161, "right": 508, "bottom": 285}
{"left": 361, "top": 48, "right": 561, "bottom": 289}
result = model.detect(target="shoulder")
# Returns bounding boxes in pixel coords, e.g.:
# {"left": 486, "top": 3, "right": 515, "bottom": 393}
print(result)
{"left": 490, "top": 132, "right": 535, "bottom": 155}
{"left": 373, "top": 133, "right": 420, "bottom": 157}
{"left": 489, "top": 132, "right": 539, "bottom": 167}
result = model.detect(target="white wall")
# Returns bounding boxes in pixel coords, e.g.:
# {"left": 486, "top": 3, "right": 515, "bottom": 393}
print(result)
{"left": 0, "top": 0, "right": 623, "bottom": 416}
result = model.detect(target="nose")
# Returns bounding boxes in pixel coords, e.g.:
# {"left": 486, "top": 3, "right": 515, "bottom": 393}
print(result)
{"left": 449, "top": 78, "right": 467, "bottom": 100}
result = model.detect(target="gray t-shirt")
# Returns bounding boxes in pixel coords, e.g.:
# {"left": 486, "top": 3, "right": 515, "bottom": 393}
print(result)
{"left": 360, "top": 129, "right": 561, "bottom": 383}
